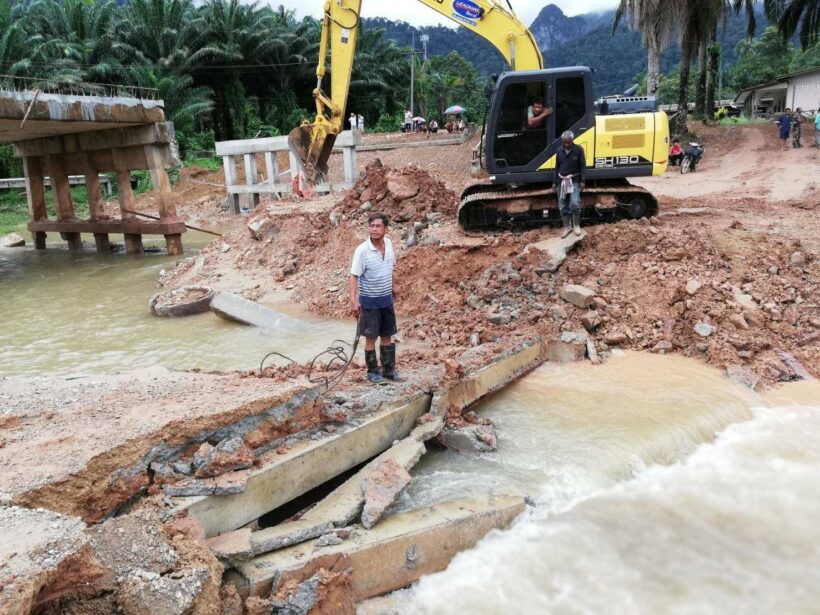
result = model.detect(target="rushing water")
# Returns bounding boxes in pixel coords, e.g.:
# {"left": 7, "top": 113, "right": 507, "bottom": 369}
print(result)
{"left": 391, "top": 353, "right": 820, "bottom": 614}
{"left": 0, "top": 235, "right": 353, "bottom": 376}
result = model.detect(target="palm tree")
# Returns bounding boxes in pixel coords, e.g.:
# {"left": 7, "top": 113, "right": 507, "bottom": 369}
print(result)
{"left": 0, "top": 1, "right": 27, "bottom": 84}
{"left": 736, "top": 0, "right": 820, "bottom": 48}
{"left": 21, "top": 0, "right": 123, "bottom": 90}
{"left": 614, "top": 0, "right": 685, "bottom": 96}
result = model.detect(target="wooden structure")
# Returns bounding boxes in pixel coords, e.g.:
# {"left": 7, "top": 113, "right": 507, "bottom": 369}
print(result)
{"left": 215, "top": 130, "right": 361, "bottom": 214}
{"left": 13, "top": 122, "right": 184, "bottom": 254}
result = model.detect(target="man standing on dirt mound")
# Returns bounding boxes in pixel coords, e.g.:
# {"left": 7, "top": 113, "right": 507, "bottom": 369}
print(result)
{"left": 555, "top": 130, "right": 586, "bottom": 237}
{"left": 348, "top": 213, "right": 403, "bottom": 385}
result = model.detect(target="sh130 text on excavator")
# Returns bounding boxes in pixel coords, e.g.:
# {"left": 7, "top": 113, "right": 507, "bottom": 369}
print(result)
{"left": 288, "top": 0, "right": 670, "bottom": 231}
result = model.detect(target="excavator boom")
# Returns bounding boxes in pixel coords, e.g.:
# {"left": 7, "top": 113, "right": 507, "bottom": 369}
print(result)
{"left": 289, "top": 0, "right": 543, "bottom": 185}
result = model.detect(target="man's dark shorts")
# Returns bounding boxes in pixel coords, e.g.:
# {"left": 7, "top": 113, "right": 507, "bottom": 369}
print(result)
{"left": 359, "top": 305, "right": 398, "bottom": 338}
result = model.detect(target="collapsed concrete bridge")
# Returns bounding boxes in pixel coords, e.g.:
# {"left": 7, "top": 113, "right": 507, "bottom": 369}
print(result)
{"left": 0, "top": 80, "right": 184, "bottom": 254}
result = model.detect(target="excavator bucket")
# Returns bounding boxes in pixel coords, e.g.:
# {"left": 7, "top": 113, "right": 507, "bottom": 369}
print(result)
{"left": 288, "top": 123, "right": 336, "bottom": 185}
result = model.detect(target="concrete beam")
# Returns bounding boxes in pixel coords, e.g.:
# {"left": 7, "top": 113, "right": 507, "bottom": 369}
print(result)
{"left": 209, "top": 291, "right": 308, "bottom": 331}
{"left": 29, "top": 220, "right": 186, "bottom": 236}
{"left": 171, "top": 392, "right": 431, "bottom": 537}
{"left": 215, "top": 131, "right": 361, "bottom": 156}
{"left": 228, "top": 495, "right": 526, "bottom": 601}
{"left": 12, "top": 123, "right": 173, "bottom": 157}
{"left": 299, "top": 438, "right": 425, "bottom": 529}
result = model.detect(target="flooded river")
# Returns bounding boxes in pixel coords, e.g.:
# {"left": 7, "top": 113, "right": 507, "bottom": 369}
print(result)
{"left": 393, "top": 353, "right": 820, "bottom": 614}
{"left": 3, "top": 237, "right": 819, "bottom": 613}
{"left": 0, "top": 235, "right": 353, "bottom": 376}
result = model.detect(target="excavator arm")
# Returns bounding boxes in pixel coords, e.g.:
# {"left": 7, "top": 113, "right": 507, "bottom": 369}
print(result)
{"left": 289, "top": 0, "right": 543, "bottom": 185}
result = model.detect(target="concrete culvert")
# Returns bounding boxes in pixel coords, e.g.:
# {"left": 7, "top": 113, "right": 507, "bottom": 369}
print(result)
{"left": 149, "top": 285, "right": 214, "bottom": 317}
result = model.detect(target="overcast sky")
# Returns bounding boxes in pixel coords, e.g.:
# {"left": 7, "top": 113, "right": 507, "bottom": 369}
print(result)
{"left": 268, "top": 1, "right": 620, "bottom": 28}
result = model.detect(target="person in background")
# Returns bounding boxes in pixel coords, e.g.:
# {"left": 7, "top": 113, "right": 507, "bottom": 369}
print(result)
{"left": 403, "top": 110, "right": 412, "bottom": 134}
{"left": 669, "top": 138, "right": 683, "bottom": 167}
{"left": 554, "top": 130, "right": 586, "bottom": 238}
{"left": 348, "top": 213, "right": 402, "bottom": 385}
{"left": 357, "top": 113, "right": 365, "bottom": 133}
{"left": 455, "top": 116, "right": 465, "bottom": 132}
{"left": 429, "top": 118, "right": 439, "bottom": 134}
{"left": 792, "top": 108, "right": 803, "bottom": 148}
{"left": 777, "top": 108, "right": 792, "bottom": 151}
{"left": 349, "top": 112, "right": 358, "bottom": 131}
{"left": 815, "top": 107, "right": 820, "bottom": 148}
{"left": 445, "top": 120, "right": 454, "bottom": 133}
{"left": 527, "top": 96, "right": 553, "bottom": 129}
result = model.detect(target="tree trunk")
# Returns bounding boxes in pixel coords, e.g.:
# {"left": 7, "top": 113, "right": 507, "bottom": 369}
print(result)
{"left": 706, "top": 41, "right": 720, "bottom": 122}
{"left": 646, "top": 43, "right": 661, "bottom": 96}
{"left": 695, "top": 40, "right": 707, "bottom": 117}
{"left": 672, "top": 39, "right": 694, "bottom": 135}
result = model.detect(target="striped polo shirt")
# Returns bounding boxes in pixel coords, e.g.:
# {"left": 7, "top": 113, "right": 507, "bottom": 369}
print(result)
{"left": 350, "top": 237, "right": 395, "bottom": 309}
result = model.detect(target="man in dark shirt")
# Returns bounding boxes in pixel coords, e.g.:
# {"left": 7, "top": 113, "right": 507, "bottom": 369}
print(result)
{"left": 554, "top": 130, "right": 586, "bottom": 237}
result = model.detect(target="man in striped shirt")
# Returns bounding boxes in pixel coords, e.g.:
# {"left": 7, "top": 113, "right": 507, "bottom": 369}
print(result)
{"left": 348, "top": 213, "right": 402, "bottom": 384}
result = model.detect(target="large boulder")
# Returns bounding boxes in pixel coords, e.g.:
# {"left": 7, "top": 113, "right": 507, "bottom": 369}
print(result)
{"left": 1, "top": 232, "right": 25, "bottom": 247}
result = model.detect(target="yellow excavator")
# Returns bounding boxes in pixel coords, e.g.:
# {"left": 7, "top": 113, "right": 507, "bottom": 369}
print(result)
{"left": 289, "top": 0, "right": 670, "bottom": 230}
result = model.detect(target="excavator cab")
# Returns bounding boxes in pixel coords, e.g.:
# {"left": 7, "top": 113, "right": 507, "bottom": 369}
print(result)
{"left": 486, "top": 67, "right": 594, "bottom": 182}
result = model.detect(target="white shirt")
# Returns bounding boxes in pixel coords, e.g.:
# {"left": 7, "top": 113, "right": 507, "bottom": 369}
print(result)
{"left": 350, "top": 237, "right": 395, "bottom": 308}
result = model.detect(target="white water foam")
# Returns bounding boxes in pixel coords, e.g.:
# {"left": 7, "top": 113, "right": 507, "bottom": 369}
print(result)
{"left": 399, "top": 401, "right": 820, "bottom": 614}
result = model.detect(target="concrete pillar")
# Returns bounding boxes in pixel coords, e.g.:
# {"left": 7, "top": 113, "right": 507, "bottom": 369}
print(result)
{"left": 343, "top": 145, "right": 358, "bottom": 189}
{"left": 264, "top": 151, "right": 281, "bottom": 199}
{"left": 84, "top": 153, "right": 111, "bottom": 253}
{"left": 242, "top": 153, "right": 260, "bottom": 212}
{"left": 22, "top": 157, "right": 48, "bottom": 221}
{"left": 34, "top": 232, "right": 47, "bottom": 250}
{"left": 48, "top": 155, "right": 82, "bottom": 250}
{"left": 115, "top": 168, "right": 143, "bottom": 255}
{"left": 222, "top": 155, "right": 241, "bottom": 215}
{"left": 144, "top": 145, "right": 182, "bottom": 255}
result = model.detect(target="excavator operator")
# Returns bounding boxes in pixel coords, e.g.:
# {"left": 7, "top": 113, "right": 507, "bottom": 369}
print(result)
{"left": 527, "top": 97, "right": 553, "bottom": 129}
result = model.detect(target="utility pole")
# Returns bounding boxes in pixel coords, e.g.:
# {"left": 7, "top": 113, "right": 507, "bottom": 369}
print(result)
{"left": 410, "top": 31, "right": 415, "bottom": 116}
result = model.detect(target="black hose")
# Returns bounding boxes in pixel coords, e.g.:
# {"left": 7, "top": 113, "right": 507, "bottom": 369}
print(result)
{"left": 259, "top": 314, "right": 362, "bottom": 395}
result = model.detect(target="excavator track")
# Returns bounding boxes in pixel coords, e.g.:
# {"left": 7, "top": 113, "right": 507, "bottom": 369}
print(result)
{"left": 457, "top": 179, "right": 659, "bottom": 231}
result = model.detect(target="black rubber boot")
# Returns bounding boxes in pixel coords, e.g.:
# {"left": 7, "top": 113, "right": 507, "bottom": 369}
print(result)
{"left": 380, "top": 344, "right": 405, "bottom": 381}
{"left": 572, "top": 213, "right": 582, "bottom": 236}
{"left": 560, "top": 215, "right": 572, "bottom": 238}
{"left": 365, "top": 350, "right": 386, "bottom": 385}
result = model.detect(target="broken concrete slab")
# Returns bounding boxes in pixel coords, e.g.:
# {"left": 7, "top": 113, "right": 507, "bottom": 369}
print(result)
{"left": 409, "top": 413, "right": 445, "bottom": 442}
{"left": 560, "top": 284, "right": 596, "bottom": 308}
{"left": 209, "top": 291, "right": 308, "bottom": 331}
{"left": 440, "top": 423, "right": 498, "bottom": 454}
{"left": 193, "top": 437, "right": 254, "bottom": 478}
{"left": 162, "top": 470, "right": 250, "bottom": 498}
{"left": 251, "top": 519, "right": 333, "bottom": 556}
{"left": 117, "top": 567, "right": 211, "bottom": 615}
{"left": 299, "top": 438, "right": 425, "bottom": 530}
{"left": 545, "top": 332, "right": 587, "bottom": 363}
{"left": 525, "top": 233, "right": 584, "bottom": 272}
{"left": 227, "top": 495, "right": 526, "bottom": 601}
{"left": 205, "top": 528, "right": 254, "bottom": 564}
{"left": 361, "top": 459, "right": 413, "bottom": 530}
{"left": 0, "top": 506, "right": 105, "bottom": 615}
{"left": 171, "top": 393, "right": 431, "bottom": 537}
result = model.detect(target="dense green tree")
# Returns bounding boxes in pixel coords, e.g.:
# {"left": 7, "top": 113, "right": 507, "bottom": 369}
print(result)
{"left": 728, "top": 25, "right": 794, "bottom": 90}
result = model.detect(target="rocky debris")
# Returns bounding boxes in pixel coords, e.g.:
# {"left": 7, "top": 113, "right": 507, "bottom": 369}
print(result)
{"left": 546, "top": 331, "right": 588, "bottom": 363}
{"left": 732, "top": 289, "right": 758, "bottom": 311}
{"left": 524, "top": 233, "right": 584, "bottom": 273}
{"left": 247, "top": 213, "right": 277, "bottom": 241}
{"left": 193, "top": 437, "right": 254, "bottom": 478}
{"left": 163, "top": 470, "right": 250, "bottom": 497}
{"left": 651, "top": 341, "right": 673, "bottom": 354}
{"left": 694, "top": 323, "right": 714, "bottom": 337}
{"left": 250, "top": 520, "right": 333, "bottom": 556}
{"left": 726, "top": 364, "right": 760, "bottom": 390}
{"left": 204, "top": 528, "right": 253, "bottom": 563}
{"left": 117, "top": 567, "right": 210, "bottom": 615}
{"left": 439, "top": 423, "right": 498, "bottom": 454}
{"left": 560, "top": 284, "right": 596, "bottom": 308}
{"left": 88, "top": 510, "right": 177, "bottom": 578}
{"left": 410, "top": 413, "right": 445, "bottom": 442}
{"left": 335, "top": 159, "right": 457, "bottom": 223}
{"left": 315, "top": 532, "right": 346, "bottom": 547}
{"left": 1, "top": 232, "right": 25, "bottom": 247}
{"left": 727, "top": 313, "right": 749, "bottom": 330}
{"left": 790, "top": 251, "right": 806, "bottom": 266}
{"left": 247, "top": 567, "right": 355, "bottom": 615}
{"left": 685, "top": 279, "right": 702, "bottom": 295}
{"left": 0, "top": 506, "right": 103, "bottom": 615}
{"left": 778, "top": 352, "right": 814, "bottom": 381}
{"left": 581, "top": 310, "right": 602, "bottom": 332}
{"left": 360, "top": 459, "right": 412, "bottom": 530}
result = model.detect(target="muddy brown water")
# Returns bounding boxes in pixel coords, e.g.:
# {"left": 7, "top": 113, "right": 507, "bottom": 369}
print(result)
{"left": 392, "top": 352, "right": 820, "bottom": 613}
{"left": 0, "top": 233, "right": 353, "bottom": 376}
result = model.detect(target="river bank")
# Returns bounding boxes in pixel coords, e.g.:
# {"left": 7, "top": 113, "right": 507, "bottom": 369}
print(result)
{"left": 1, "top": 123, "right": 817, "bottom": 613}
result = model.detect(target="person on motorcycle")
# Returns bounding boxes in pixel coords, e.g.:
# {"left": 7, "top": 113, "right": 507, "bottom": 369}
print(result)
{"left": 669, "top": 139, "right": 683, "bottom": 167}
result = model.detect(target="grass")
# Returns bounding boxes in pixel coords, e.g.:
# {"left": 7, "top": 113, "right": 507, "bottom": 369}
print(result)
{"left": 718, "top": 116, "right": 770, "bottom": 126}
{"left": 185, "top": 156, "right": 222, "bottom": 172}
{"left": 0, "top": 186, "right": 93, "bottom": 235}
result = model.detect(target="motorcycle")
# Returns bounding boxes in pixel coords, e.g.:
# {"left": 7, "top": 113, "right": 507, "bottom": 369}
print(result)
{"left": 680, "top": 142, "right": 704, "bottom": 174}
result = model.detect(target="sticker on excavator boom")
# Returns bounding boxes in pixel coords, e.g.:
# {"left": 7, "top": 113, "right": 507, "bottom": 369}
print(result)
{"left": 452, "top": 0, "right": 481, "bottom": 25}
{"left": 341, "top": 28, "right": 350, "bottom": 44}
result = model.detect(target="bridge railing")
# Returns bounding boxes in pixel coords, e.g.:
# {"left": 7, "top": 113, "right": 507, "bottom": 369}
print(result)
{"left": 0, "top": 74, "right": 159, "bottom": 101}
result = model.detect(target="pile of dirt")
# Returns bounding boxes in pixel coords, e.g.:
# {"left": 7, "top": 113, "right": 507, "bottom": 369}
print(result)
{"left": 334, "top": 159, "right": 458, "bottom": 223}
